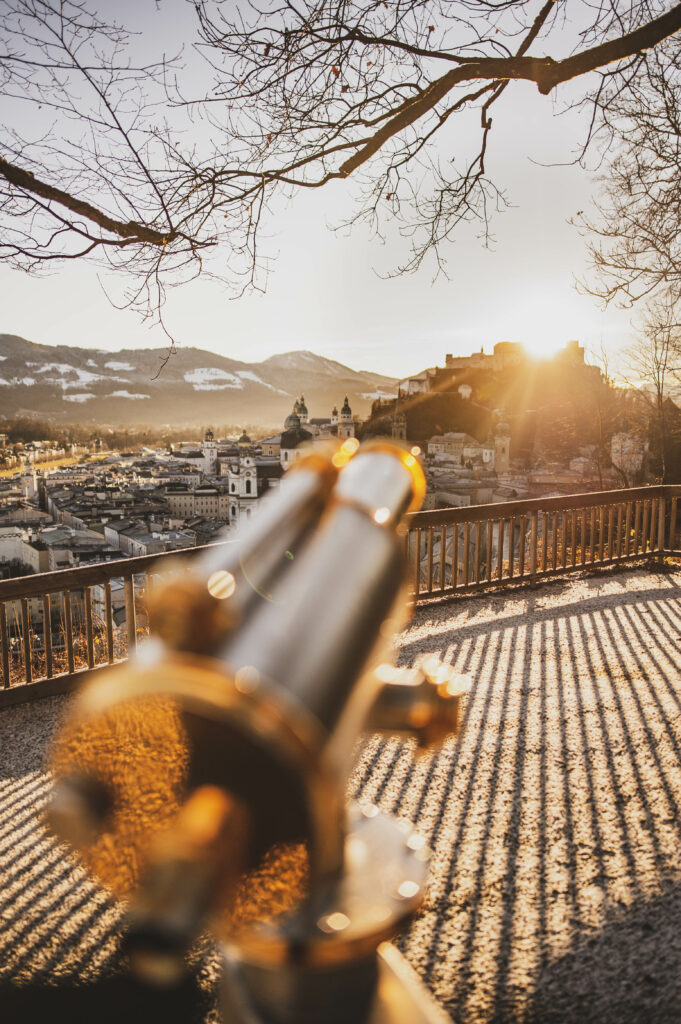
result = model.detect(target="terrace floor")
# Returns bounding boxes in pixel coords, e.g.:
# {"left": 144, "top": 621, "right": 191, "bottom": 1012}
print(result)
{"left": 2, "top": 565, "right": 681, "bottom": 1022}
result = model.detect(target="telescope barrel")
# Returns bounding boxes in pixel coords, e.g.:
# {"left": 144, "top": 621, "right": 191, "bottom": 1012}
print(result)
{"left": 220, "top": 448, "right": 418, "bottom": 736}
{"left": 148, "top": 451, "right": 339, "bottom": 652}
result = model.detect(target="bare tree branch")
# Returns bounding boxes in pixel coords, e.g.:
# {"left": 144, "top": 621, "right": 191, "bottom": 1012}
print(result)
{"left": 0, "top": 156, "right": 176, "bottom": 245}
{"left": 4, "top": 0, "right": 681, "bottom": 329}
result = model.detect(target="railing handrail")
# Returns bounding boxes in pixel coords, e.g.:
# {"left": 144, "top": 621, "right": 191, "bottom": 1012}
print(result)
{"left": 1, "top": 485, "right": 680, "bottom": 602}
{"left": 0, "top": 540, "right": 231, "bottom": 601}
{"left": 1, "top": 483, "right": 681, "bottom": 704}
{"left": 410, "top": 484, "right": 681, "bottom": 528}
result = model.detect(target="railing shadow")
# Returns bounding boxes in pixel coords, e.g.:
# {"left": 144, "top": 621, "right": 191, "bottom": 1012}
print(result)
{"left": 2, "top": 569, "right": 681, "bottom": 1020}
{"left": 350, "top": 568, "right": 681, "bottom": 1022}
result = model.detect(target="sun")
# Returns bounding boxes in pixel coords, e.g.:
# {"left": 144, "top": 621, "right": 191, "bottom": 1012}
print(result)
{"left": 495, "top": 290, "right": 600, "bottom": 360}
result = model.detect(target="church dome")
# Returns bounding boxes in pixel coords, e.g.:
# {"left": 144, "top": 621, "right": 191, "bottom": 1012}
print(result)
{"left": 281, "top": 424, "right": 313, "bottom": 450}
{"left": 298, "top": 394, "right": 308, "bottom": 415}
{"left": 341, "top": 396, "right": 352, "bottom": 416}
{"left": 284, "top": 409, "right": 301, "bottom": 429}
{"left": 239, "top": 430, "right": 251, "bottom": 444}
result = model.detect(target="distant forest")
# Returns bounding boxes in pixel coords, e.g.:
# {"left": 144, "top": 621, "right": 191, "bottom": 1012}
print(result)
{"left": 0, "top": 418, "right": 269, "bottom": 449}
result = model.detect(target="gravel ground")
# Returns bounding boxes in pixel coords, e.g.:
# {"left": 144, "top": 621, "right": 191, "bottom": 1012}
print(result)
{"left": 2, "top": 565, "right": 681, "bottom": 1022}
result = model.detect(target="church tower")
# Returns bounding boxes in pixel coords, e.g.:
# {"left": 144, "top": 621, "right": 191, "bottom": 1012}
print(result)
{"left": 392, "top": 407, "right": 407, "bottom": 442}
{"left": 202, "top": 428, "right": 218, "bottom": 475}
{"left": 20, "top": 457, "right": 37, "bottom": 501}
{"left": 338, "top": 396, "right": 354, "bottom": 439}
{"left": 494, "top": 417, "right": 510, "bottom": 474}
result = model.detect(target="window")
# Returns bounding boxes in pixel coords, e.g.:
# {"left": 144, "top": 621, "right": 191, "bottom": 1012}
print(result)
{"left": 245, "top": 479, "right": 252, "bottom": 495}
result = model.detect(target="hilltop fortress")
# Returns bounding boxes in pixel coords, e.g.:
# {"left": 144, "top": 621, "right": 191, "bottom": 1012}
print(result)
{"left": 363, "top": 340, "right": 645, "bottom": 508}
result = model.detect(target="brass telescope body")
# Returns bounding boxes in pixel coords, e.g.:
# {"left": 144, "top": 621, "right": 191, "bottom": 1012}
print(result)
{"left": 47, "top": 441, "right": 467, "bottom": 1024}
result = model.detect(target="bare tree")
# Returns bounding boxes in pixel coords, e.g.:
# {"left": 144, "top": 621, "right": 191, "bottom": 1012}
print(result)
{"left": 585, "top": 341, "right": 618, "bottom": 487}
{"left": 579, "top": 35, "right": 681, "bottom": 309}
{"left": 3, "top": 0, "right": 681, "bottom": 323}
{"left": 0, "top": 0, "right": 226, "bottom": 333}
{"left": 619, "top": 294, "right": 681, "bottom": 481}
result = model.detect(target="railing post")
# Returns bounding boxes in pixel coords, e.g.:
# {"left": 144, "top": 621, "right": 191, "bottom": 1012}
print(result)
{"left": 473, "top": 521, "right": 481, "bottom": 584}
{"left": 42, "top": 593, "right": 52, "bottom": 680}
{"left": 63, "top": 590, "right": 75, "bottom": 675}
{"left": 439, "top": 525, "right": 446, "bottom": 592}
{"left": 508, "top": 516, "right": 515, "bottom": 578}
{"left": 607, "top": 507, "right": 615, "bottom": 562}
{"left": 21, "top": 598, "right": 32, "bottom": 685}
{"left": 0, "top": 603, "right": 9, "bottom": 689}
{"left": 104, "top": 580, "right": 115, "bottom": 664}
{"left": 124, "top": 575, "right": 137, "bottom": 653}
{"left": 615, "top": 504, "right": 623, "bottom": 561}
{"left": 541, "top": 512, "right": 549, "bottom": 573}
{"left": 551, "top": 511, "right": 558, "bottom": 569}
{"left": 530, "top": 511, "right": 538, "bottom": 584}
{"left": 658, "top": 497, "right": 666, "bottom": 558}
{"left": 84, "top": 587, "right": 95, "bottom": 670}
{"left": 486, "top": 520, "right": 493, "bottom": 582}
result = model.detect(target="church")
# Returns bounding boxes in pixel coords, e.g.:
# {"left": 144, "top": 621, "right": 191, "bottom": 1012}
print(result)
{"left": 168, "top": 395, "right": 356, "bottom": 525}
{"left": 261, "top": 395, "right": 356, "bottom": 467}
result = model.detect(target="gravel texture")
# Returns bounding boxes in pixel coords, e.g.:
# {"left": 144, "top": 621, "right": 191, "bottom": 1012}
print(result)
{"left": 2, "top": 565, "right": 681, "bottom": 1022}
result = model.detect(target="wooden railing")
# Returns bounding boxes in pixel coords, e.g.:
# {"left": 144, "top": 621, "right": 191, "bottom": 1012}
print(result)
{"left": 407, "top": 485, "right": 681, "bottom": 600}
{"left": 0, "top": 544, "right": 217, "bottom": 706}
{"left": 1, "top": 486, "right": 680, "bottom": 705}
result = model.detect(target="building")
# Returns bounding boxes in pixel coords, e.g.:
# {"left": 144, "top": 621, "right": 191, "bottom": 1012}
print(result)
{"left": 611, "top": 432, "right": 647, "bottom": 479}
{"left": 392, "top": 408, "right": 407, "bottom": 442}
{"left": 276, "top": 396, "right": 357, "bottom": 464}
{"left": 280, "top": 395, "right": 357, "bottom": 445}
{"left": 280, "top": 416, "right": 313, "bottom": 467}
{"left": 427, "top": 432, "right": 493, "bottom": 467}
{"left": 494, "top": 419, "right": 511, "bottom": 474}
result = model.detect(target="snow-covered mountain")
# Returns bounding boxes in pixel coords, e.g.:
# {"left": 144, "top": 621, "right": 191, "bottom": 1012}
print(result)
{"left": 0, "top": 335, "right": 397, "bottom": 427}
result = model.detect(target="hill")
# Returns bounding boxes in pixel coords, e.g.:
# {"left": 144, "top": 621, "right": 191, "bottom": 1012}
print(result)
{"left": 0, "top": 335, "right": 397, "bottom": 428}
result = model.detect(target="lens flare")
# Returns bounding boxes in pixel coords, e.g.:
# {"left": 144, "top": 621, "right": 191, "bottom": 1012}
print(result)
{"left": 207, "top": 570, "right": 236, "bottom": 600}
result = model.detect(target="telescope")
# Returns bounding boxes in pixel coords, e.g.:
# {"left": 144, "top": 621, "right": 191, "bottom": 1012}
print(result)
{"left": 46, "top": 440, "right": 469, "bottom": 1024}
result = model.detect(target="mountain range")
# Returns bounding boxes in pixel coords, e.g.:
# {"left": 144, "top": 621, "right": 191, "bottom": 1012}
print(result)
{"left": 0, "top": 335, "right": 397, "bottom": 428}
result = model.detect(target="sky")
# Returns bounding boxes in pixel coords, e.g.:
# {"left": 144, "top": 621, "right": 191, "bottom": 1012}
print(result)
{"left": 0, "top": 2, "right": 639, "bottom": 381}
